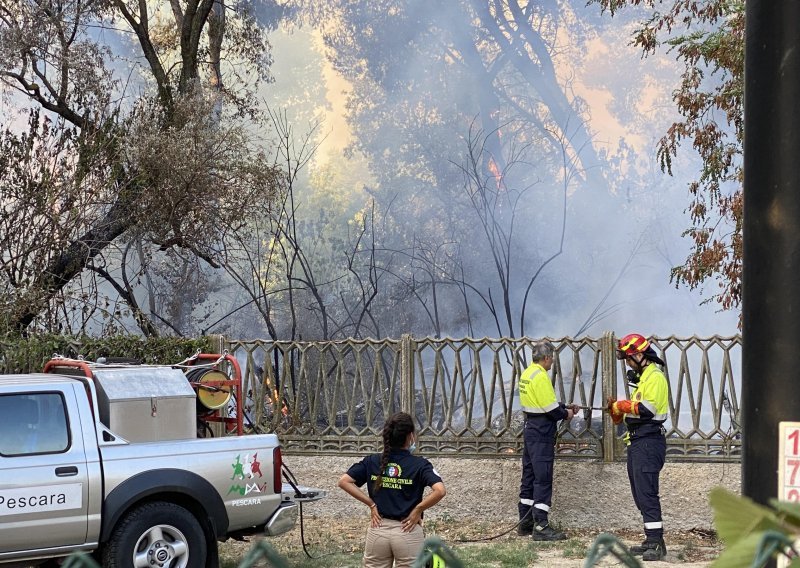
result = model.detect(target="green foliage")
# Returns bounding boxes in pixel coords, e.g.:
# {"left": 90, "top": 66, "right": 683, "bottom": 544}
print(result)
{"left": 0, "top": 334, "right": 213, "bottom": 373}
{"left": 709, "top": 487, "right": 800, "bottom": 568}
{"left": 593, "top": 0, "right": 745, "bottom": 315}
{"left": 413, "top": 537, "right": 465, "bottom": 568}
{"left": 236, "top": 539, "right": 291, "bottom": 568}
{"left": 61, "top": 552, "right": 99, "bottom": 568}
{"left": 583, "top": 533, "right": 641, "bottom": 568}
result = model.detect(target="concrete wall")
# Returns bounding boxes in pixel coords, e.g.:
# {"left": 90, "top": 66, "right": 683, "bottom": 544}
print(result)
{"left": 285, "top": 455, "right": 741, "bottom": 530}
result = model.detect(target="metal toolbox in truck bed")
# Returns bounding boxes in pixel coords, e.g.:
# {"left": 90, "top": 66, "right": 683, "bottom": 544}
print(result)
{"left": 91, "top": 366, "right": 197, "bottom": 442}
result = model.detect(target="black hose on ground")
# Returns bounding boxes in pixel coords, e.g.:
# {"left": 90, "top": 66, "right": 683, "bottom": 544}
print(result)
{"left": 452, "top": 509, "right": 532, "bottom": 543}
{"left": 282, "top": 462, "right": 332, "bottom": 560}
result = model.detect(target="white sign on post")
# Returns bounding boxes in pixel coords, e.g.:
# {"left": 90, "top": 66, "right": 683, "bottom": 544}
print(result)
{"left": 779, "top": 422, "right": 800, "bottom": 503}
{"left": 778, "top": 422, "right": 800, "bottom": 568}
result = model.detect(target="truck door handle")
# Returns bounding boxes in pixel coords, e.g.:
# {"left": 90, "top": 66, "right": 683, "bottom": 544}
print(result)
{"left": 55, "top": 466, "right": 78, "bottom": 477}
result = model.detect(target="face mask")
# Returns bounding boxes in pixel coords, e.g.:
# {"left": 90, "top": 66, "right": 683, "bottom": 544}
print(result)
{"left": 409, "top": 442, "right": 417, "bottom": 453}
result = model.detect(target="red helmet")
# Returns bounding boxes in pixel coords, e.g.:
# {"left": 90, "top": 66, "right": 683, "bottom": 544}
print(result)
{"left": 617, "top": 333, "right": 649, "bottom": 359}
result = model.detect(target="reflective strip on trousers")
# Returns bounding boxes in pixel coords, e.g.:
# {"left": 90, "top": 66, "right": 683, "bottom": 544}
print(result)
{"left": 644, "top": 521, "right": 663, "bottom": 529}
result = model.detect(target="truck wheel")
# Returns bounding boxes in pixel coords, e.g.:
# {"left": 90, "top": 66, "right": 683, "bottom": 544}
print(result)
{"left": 103, "top": 501, "right": 207, "bottom": 568}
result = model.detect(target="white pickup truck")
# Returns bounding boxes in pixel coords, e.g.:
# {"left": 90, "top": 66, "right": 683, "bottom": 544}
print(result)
{"left": 0, "top": 357, "right": 323, "bottom": 568}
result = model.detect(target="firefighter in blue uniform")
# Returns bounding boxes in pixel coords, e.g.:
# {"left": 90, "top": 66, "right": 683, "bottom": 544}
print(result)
{"left": 608, "top": 333, "right": 670, "bottom": 561}
{"left": 517, "top": 340, "right": 579, "bottom": 540}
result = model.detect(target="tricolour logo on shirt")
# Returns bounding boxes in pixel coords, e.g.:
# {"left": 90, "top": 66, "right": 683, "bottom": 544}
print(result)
{"left": 384, "top": 463, "right": 402, "bottom": 477}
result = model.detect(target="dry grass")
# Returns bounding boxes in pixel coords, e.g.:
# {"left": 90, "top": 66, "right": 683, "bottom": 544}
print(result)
{"left": 219, "top": 515, "right": 722, "bottom": 567}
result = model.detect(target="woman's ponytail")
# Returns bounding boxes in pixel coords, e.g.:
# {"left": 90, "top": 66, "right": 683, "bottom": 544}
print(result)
{"left": 373, "top": 412, "right": 415, "bottom": 492}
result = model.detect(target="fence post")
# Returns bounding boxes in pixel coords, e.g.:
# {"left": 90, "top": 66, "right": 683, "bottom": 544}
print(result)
{"left": 601, "top": 331, "right": 617, "bottom": 463}
{"left": 205, "top": 333, "right": 226, "bottom": 356}
{"left": 400, "top": 334, "right": 415, "bottom": 414}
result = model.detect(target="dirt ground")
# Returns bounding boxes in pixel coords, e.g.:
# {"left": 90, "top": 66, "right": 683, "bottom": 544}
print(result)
{"left": 280, "top": 455, "right": 740, "bottom": 533}
{"left": 226, "top": 454, "right": 733, "bottom": 566}
{"left": 220, "top": 515, "right": 721, "bottom": 567}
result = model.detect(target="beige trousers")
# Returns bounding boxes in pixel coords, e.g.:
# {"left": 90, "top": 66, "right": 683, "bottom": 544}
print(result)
{"left": 363, "top": 519, "right": 424, "bottom": 568}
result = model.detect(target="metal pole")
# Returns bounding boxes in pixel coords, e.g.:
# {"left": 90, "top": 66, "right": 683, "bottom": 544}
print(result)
{"left": 400, "top": 334, "right": 415, "bottom": 414}
{"left": 742, "top": 0, "right": 800, "bottom": 507}
{"left": 601, "top": 331, "right": 616, "bottom": 463}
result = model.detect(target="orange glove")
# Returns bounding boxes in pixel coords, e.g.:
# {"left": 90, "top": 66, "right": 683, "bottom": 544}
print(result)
{"left": 607, "top": 396, "right": 624, "bottom": 424}
{"left": 613, "top": 399, "right": 640, "bottom": 416}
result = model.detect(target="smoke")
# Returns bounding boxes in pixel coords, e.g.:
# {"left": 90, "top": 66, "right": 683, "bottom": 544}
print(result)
{"left": 226, "top": 0, "right": 740, "bottom": 340}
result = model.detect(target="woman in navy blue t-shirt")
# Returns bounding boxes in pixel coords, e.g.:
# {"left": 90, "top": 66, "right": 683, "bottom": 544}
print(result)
{"left": 338, "top": 412, "right": 447, "bottom": 568}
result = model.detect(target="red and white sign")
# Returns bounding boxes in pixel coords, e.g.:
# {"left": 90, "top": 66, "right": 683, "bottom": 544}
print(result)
{"left": 779, "top": 422, "right": 800, "bottom": 502}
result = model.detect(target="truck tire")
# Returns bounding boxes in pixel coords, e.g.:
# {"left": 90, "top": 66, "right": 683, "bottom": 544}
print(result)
{"left": 103, "top": 501, "right": 207, "bottom": 568}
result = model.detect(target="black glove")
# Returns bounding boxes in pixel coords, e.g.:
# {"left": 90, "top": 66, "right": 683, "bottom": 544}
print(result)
{"left": 626, "top": 369, "right": 641, "bottom": 385}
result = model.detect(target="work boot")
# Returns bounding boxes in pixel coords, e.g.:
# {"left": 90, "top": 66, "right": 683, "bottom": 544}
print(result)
{"left": 517, "top": 519, "right": 534, "bottom": 536}
{"left": 532, "top": 522, "right": 567, "bottom": 541}
{"left": 629, "top": 539, "right": 659, "bottom": 555}
{"left": 641, "top": 539, "right": 667, "bottom": 561}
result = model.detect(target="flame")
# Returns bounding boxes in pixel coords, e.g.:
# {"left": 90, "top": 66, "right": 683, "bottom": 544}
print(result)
{"left": 270, "top": 388, "right": 289, "bottom": 416}
{"left": 488, "top": 156, "right": 503, "bottom": 190}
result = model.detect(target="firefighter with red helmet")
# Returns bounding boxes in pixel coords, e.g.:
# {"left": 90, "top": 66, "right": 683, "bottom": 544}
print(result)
{"left": 607, "top": 333, "right": 669, "bottom": 561}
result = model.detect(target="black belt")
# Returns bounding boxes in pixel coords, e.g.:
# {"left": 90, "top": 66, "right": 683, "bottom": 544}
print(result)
{"left": 524, "top": 412, "right": 545, "bottom": 419}
{"left": 627, "top": 422, "right": 665, "bottom": 435}
{"left": 382, "top": 514, "right": 404, "bottom": 521}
